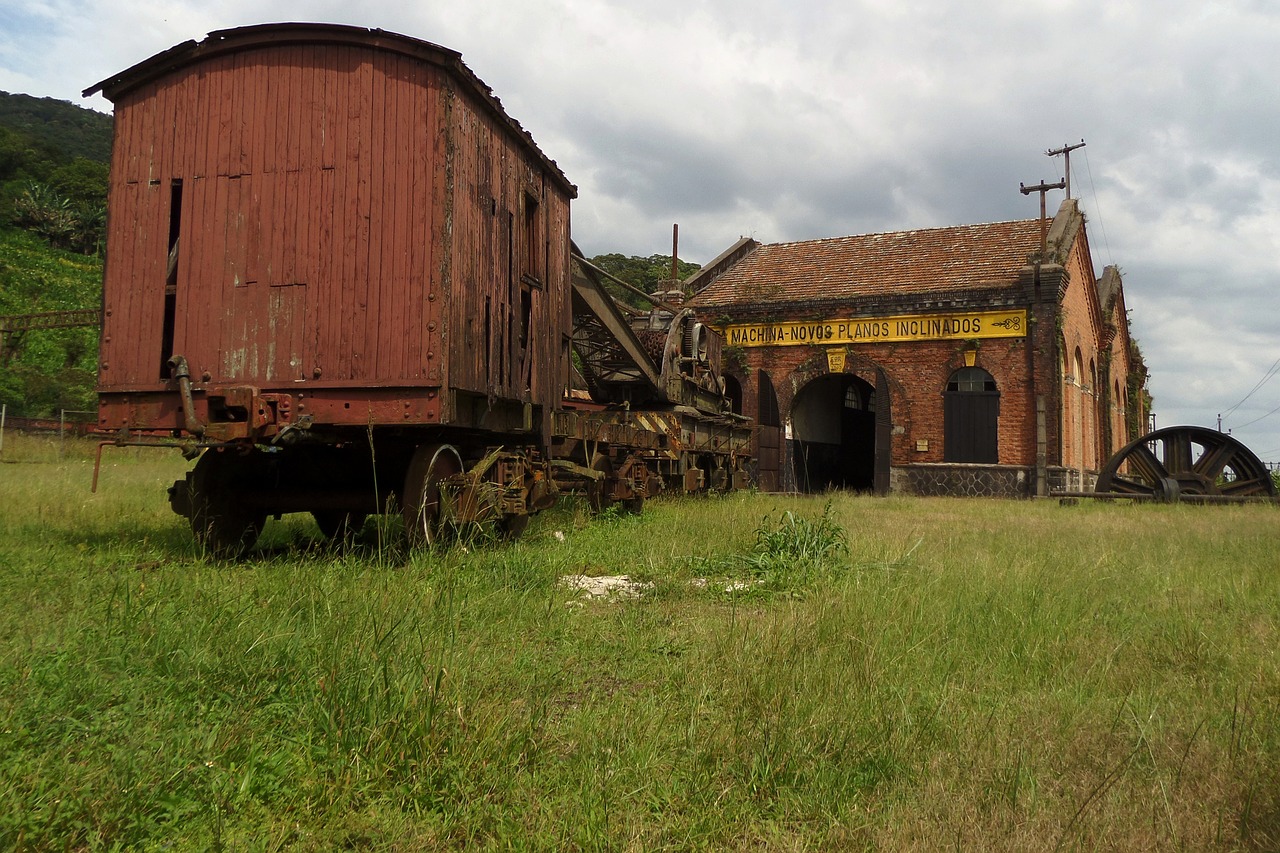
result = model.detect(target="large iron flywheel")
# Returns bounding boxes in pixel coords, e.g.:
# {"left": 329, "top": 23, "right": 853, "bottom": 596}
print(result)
{"left": 1095, "top": 425, "right": 1277, "bottom": 501}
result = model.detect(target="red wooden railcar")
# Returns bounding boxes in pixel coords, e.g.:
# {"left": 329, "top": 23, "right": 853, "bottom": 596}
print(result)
{"left": 87, "top": 24, "right": 749, "bottom": 555}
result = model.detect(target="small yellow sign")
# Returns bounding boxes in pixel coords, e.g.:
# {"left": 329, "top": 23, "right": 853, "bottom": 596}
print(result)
{"left": 826, "top": 348, "right": 847, "bottom": 373}
{"left": 722, "top": 309, "right": 1027, "bottom": 348}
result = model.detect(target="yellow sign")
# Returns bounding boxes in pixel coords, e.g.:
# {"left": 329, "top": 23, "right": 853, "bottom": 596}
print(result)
{"left": 722, "top": 309, "right": 1027, "bottom": 348}
{"left": 826, "top": 348, "right": 847, "bottom": 373}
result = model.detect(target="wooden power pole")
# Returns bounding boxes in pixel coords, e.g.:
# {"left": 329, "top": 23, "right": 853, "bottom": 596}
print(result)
{"left": 1046, "top": 140, "right": 1086, "bottom": 199}
{"left": 1019, "top": 179, "right": 1067, "bottom": 260}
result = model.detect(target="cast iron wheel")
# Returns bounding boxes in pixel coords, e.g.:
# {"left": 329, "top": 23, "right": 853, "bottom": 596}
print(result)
{"left": 188, "top": 450, "right": 267, "bottom": 559}
{"left": 585, "top": 452, "right": 615, "bottom": 513}
{"left": 621, "top": 462, "right": 658, "bottom": 514}
{"left": 496, "top": 512, "right": 531, "bottom": 540}
{"left": 312, "top": 510, "right": 368, "bottom": 544}
{"left": 1096, "top": 425, "right": 1277, "bottom": 501}
{"left": 403, "top": 443, "right": 464, "bottom": 546}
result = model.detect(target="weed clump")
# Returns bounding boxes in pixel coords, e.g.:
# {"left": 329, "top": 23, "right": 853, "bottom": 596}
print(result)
{"left": 732, "top": 503, "right": 849, "bottom": 593}
{"left": 748, "top": 503, "right": 848, "bottom": 568}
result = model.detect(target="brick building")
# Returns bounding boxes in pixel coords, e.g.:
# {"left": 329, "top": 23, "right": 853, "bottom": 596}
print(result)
{"left": 689, "top": 199, "right": 1146, "bottom": 497}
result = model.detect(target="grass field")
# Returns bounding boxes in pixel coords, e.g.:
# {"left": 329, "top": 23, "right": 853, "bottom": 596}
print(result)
{"left": 1, "top": 434, "right": 1278, "bottom": 850}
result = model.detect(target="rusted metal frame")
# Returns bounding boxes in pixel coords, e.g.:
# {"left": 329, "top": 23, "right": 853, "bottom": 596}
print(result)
{"left": 99, "top": 386, "right": 444, "bottom": 432}
{"left": 549, "top": 458, "right": 606, "bottom": 481}
{"left": 570, "top": 266, "right": 664, "bottom": 393}
{"left": 572, "top": 254, "right": 683, "bottom": 313}
{"left": 0, "top": 309, "right": 103, "bottom": 332}
{"left": 571, "top": 310, "right": 648, "bottom": 391}
{"left": 91, "top": 435, "right": 238, "bottom": 493}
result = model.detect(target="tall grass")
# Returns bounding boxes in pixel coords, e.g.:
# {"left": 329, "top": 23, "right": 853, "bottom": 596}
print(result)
{"left": 1, "top": 443, "right": 1277, "bottom": 849}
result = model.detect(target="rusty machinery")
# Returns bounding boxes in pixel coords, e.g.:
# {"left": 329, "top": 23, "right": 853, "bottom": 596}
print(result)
{"left": 1063, "top": 425, "right": 1277, "bottom": 503}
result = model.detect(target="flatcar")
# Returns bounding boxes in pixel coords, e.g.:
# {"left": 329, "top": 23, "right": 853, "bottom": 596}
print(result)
{"left": 86, "top": 23, "right": 750, "bottom": 556}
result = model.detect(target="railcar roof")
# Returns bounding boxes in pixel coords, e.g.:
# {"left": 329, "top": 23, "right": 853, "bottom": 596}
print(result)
{"left": 84, "top": 22, "right": 575, "bottom": 196}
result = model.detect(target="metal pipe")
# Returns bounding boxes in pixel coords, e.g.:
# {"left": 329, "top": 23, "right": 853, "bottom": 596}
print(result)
{"left": 167, "top": 354, "right": 205, "bottom": 436}
{"left": 671, "top": 223, "right": 679, "bottom": 282}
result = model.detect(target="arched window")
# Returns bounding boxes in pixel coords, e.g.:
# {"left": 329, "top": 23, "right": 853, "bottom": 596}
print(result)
{"left": 944, "top": 367, "right": 999, "bottom": 463}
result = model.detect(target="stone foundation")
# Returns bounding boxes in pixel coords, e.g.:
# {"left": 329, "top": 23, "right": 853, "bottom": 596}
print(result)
{"left": 894, "top": 463, "right": 1031, "bottom": 498}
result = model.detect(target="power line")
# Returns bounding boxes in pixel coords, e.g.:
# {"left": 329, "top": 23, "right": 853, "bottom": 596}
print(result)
{"left": 1222, "top": 355, "right": 1280, "bottom": 422}
{"left": 1081, "top": 147, "right": 1113, "bottom": 267}
{"left": 1232, "top": 398, "right": 1280, "bottom": 430}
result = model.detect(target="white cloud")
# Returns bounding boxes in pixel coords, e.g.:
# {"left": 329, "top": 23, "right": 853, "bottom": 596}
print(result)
{"left": 3, "top": 0, "right": 1279, "bottom": 459}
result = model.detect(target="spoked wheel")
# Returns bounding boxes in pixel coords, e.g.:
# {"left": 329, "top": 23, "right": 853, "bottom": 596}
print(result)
{"left": 187, "top": 450, "right": 267, "bottom": 559}
{"left": 312, "top": 510, "right": 368, "bottom": 545}
{"left": 1096, "top": 425, "right": 1277, "bottom": 501}
{"left": 403, "top": 444, "right": 464, "bottom": 546}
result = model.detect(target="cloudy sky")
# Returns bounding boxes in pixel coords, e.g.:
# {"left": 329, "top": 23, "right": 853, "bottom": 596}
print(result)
{"left": 3, "top": 0, "right": 1279, "bottom": 464}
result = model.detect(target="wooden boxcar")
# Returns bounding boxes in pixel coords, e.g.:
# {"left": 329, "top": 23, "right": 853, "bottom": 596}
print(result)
{"left": 87, "top": 24, "right": 750, "bottom": 555}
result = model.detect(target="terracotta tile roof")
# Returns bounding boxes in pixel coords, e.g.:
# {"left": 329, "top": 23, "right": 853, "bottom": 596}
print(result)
{"left": 693, "top": 218, "right": 1044, "bottom": 308}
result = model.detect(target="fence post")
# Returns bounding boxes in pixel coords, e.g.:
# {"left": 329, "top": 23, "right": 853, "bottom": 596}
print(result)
{"left": 0, "top": 403, "right": 5, "bottom": 455}
{"left": 60, "top": 409, "right": 66, "bottom": 458}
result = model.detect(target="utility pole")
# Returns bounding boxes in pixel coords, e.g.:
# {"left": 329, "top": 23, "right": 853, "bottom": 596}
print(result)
{"left": 1019, "top": 179, "right": 1067, "bottom": 260}
{"left": 1019, "top": 178, "right": 1065, "bottom": 500}
{"left": 1046, "top": 139, "right": 1086, "bottom": 199}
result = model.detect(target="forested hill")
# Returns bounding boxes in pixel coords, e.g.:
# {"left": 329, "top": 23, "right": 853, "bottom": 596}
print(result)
{"left": 0, "top": 91, "right": 112, "bottom": 164}
{"left": 0, "top": 92, "right": 110, "bottom": 417}
{"left": 0, "top": 91, "right": 112, "bottom": 256}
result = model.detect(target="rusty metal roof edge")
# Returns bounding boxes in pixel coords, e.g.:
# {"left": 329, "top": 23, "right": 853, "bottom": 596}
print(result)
{"left": 82, "top": 22, "right": 576, "bottom": 197}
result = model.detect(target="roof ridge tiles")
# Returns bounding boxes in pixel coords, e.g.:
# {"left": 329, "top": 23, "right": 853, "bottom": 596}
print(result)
{"left": 759, "top": 217, "right": 1041, "bottom": 251}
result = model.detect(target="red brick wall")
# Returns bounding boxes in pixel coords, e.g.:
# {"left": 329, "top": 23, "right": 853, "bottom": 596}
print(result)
{"left": 729, "top": 319, "right": 1057, "bottom": 471}
{"left": 707, "top": 211, "right": 1145, "bottom": 495}
{"left": 1056, "top": 233, "right": 1105, "bottom": 476}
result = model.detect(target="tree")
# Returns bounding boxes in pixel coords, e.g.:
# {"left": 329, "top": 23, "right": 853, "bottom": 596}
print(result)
{"left": 49, "top": 158, "right": 108, "bottom": 205}
{"left": 0, "top": 127, "right": 28, "bottom": 181}
{"left": 589, "top": 253, "right": 703, "bottom": 310}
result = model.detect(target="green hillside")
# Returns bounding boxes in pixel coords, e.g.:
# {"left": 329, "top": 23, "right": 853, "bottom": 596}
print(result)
{"left": 0, "top": 228, "right": 102, "bottom": 415}
{"left": 0, "top": 91, "right": 112, "bottom": 164}
{"left": 0, "top": 92, "right": 110, "bottom": 416}
{"left": 0, "top": 92, "right": 111, "bottom": 256}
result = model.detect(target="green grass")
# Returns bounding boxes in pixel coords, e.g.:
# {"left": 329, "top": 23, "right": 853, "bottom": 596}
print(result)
{"left": 1, "top": 435, "right": 1278, "bottom": 850}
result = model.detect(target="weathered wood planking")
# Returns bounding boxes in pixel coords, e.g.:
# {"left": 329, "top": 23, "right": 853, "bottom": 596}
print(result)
{"left": 90, "top": 24, "right": 575, "bottom": 431}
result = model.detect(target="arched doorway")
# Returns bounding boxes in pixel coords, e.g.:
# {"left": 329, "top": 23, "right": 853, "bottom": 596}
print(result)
{"left": 790, "top": 373, "right": 876, "bottom": 492}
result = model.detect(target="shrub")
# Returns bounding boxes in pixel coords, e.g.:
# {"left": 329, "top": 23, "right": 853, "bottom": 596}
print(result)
{"left": 12, "top": 180, "right": 104, "bottom": 254}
